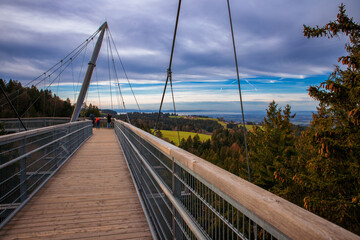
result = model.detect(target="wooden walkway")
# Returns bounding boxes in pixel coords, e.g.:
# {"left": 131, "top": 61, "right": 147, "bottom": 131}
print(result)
{"left": 0, "top": 129, "right": 153, "bottom": 239}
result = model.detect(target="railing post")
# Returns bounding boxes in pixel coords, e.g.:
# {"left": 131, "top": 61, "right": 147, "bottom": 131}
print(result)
{"left": 172, "top": 159, "right": 182, "bottom": 239}
{"left": 53, "top": 129, "right": 59, "bottom": 168}
{"left": 68, "top": 124, "right": 72, "bottom": 153}
{"left": 87, "top": 122, "right": 90, "bottom": 139}
{"left": 137, "top": 127, "right": 147, "bottom": 194}
{"left": 82, "top": 122, "right": 85, "bottom": 143}
{"left": 65, "top": 125, "right": 70, "bottom": 159}
{"left": 19, "top": 138, "right": 27, "bottom": 202}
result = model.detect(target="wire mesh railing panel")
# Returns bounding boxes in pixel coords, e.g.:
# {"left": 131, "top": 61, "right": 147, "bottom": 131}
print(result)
{"left": 0, "top": 118, "right": 70, "bottom": 133}
{"left": 0, "top": 120, "right": 92, "bottom": 229}
{"left": 176, "top": 169, "right": 278, "bottom": 240}
{"left": 116, "top": 124, "right": 174, "bottom": 239}
{"left": 114, "top": 120, "right": 284, "bottom": 240}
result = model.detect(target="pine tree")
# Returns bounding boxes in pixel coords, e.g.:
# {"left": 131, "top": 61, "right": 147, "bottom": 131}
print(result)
{"left": 0, "top": 79, "right": 74, "bottom": 118}
{"left": 299, "top": 4, "right": 360, "bottom": 233}
{"left": 249, "top": 101, "right": 297, "bottom": 198}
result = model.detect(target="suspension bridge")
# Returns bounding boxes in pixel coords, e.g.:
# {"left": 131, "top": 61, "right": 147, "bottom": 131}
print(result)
{"left": 1, "top": 3, "right": 359, "bottom": 240}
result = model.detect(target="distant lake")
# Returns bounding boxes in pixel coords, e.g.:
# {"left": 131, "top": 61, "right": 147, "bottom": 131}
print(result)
{"left": 114, "top": 109, "right": 314, "bottom": 126}
{"left": 205, "top": 111, "right": 314, "bottom": 126}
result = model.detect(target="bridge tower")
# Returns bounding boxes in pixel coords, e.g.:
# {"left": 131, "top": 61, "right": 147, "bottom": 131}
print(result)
{"left": 70, "top": 22, "right": 107, "bottom": 122}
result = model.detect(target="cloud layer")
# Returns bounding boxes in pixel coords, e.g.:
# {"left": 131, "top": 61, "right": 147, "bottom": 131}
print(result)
{"left": 1, "top": 0, "right": 359, "bottom": 112}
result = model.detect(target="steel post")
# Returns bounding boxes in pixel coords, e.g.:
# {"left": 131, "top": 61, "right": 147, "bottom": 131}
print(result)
{"left": 172, "top": 160, "right": 182, "bottom": 239}
{"left": 19, "top": 138, "right": 27, "bottom": 202}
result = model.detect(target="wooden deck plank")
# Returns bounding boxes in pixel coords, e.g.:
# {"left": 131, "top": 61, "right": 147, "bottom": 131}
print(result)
{"left": 0, "top": 129, "right": 152, "bottom": 239}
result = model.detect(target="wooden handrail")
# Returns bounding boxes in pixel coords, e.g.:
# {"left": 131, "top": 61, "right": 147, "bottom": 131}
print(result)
{"left": 0, "top": 117, "right": 70, "bottom": 121}
{"left": 115, "top": 119, "right": 359, "bottom": 240}
{"left": 0, "top": 120, "right": 90, "bottom": 142}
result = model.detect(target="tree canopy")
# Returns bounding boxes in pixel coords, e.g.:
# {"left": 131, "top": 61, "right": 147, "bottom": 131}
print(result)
{"left": 0, "top": 79, "right": 73, "bottom": 118}
{"left": 249, "top": 101, "right": 298, "bottom": 201}
{"left": 300, "top": 4, "right": 360, "bottom": 232}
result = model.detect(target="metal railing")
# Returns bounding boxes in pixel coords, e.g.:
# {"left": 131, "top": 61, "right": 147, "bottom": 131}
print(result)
{"left": 114, "top": 120, "right": 358, "bottom": 240}
{"left": 0, "top": 120, "right": 92, "bottom": 229}
{"left": 0, "top": 117, "right": 71, "bottom": 133}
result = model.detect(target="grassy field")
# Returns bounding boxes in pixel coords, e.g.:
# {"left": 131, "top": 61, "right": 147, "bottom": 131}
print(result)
{"left": 169, "top": 115, "right": 227, "bottom": 128}
{"left": 243, "top": 124, "right": 260, "bottom": 131}
{"left": 153, "top": 129, "right": 211, "bottom": 146}
{"left": 169, "top": 115, "right": 260, "bottom": 131}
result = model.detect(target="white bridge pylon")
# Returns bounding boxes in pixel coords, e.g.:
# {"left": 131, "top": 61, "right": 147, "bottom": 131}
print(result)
{"left": 70, "top": 22, "right": 108, "bottom": 122}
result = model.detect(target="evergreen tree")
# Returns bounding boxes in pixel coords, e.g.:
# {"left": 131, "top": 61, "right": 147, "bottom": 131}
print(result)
{"left": 249, "top": 101, "right": 297, "bottom": 198}
{"left": 192, "top": 134, "right": 201, "bottom": 150}
{"left": 0, "top": 79, "right": 74, "bottom": 118}
{"left": 299, "top": 4, "right": 360, "bottom": 233}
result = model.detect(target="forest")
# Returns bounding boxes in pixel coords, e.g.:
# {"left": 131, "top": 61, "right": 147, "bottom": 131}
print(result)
{"left": 0, "top": 79, "right": 104, "bottom": 122}
{"left": 0, "top": 79, "right": 73, "bottom": 118}
{"left": 116, "top": 112, "right": 224, "bottom": 133}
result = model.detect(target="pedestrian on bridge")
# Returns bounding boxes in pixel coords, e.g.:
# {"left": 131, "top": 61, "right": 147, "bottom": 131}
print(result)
{"left": 89, "top": 114, "right": 95, "bottom": 127}
{"left": 107, "top": 113, "right": 112, "bottom": 128}
{"left": 95, "top": 117, "right": 100, "bottom": 128}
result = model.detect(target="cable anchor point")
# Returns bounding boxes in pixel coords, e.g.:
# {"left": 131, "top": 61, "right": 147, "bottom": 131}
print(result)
{"left": 167, "top": 68, "right": 172, "bottom": 77}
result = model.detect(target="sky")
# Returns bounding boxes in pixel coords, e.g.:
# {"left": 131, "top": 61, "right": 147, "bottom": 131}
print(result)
{"left": 0, "top": 0, "right": 359, "bottom": 114}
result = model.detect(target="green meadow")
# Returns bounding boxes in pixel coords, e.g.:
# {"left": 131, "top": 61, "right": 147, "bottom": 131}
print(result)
{"left": 169, "top": 115, "right": 259, "bottom": 131}
{"left": 153, "top": 129, "right": 211, "bottom": 146}
{"left": 169, "top": 115, "right": 227, "bottom": 128}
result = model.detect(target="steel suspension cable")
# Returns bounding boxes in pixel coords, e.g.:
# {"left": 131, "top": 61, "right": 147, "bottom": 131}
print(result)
{"left": 0, "top": 38, "right": 93, "bottom": 109}
{"left": 108, "top": 34, "right": 131, "bottom": 124}
{"left": 95, "top": 66, "right": 101, "bottom": 109}
{"left": 116, "top": 83, "right": 131, "bottom": 123}
{"left": 0, "top": 28, "right": 101, "bottom": 106}
{"left": 154, "top": 0, "right": 182, "bottom": 133}
{"left": 106, "top": 32, "right": 114, "bottom": 111}
{"left": 226, "top": 0, "right": 251, "bottom": 182}
{"left": 18, "top": 38, "right": 95, "bottom": 117}
{"left": 0, "top": 83, "right": 27, "bottom": 131}
{"left": 108, "top": 29, "right": 141, "bottom": 111}
{"left": 71, "top": 60, "right": 76, "bottom": 103}
{"left": 20, "top": 56, "right": 78, "bottom": 118}
{"left": 168, "top": 70, "right": 181, "bottom": 145}
{"left": 74, "top": 41, "right": 89, "bottom": 102}
{"left": 43, "top": 76, "right": 46, "bottom": 116}
{"left": 53, "top": 74, "right": 61, "bottom": 117}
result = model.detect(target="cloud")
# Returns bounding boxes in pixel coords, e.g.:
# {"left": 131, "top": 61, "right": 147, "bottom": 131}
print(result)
{"left": 0, "top": 5, "right": 95, "bottom": 36}
{"left": 1, "top": 0, "right": 359, "bottom": 112}
{"left": 0, "top": 58, "right": 46, "bottom": 78}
